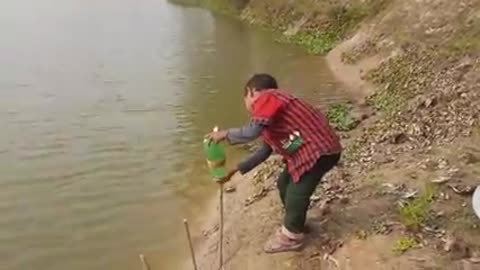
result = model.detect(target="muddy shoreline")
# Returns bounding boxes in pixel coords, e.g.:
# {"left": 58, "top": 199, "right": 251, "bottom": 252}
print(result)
{"left": 182, "top": 30, "right": 373, "bottom": 270}
{"left": 179, "top": 0, "right": 480, "bottom": 269}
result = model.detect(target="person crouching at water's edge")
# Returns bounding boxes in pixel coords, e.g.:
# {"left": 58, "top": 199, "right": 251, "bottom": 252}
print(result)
{"left": 205, "top": 74, "right": 341, "bottom": 253}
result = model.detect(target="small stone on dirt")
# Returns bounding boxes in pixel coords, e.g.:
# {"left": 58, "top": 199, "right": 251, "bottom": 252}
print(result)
{"left": 448, "top": 184, "right": 476, "bottom": 195}
{"left": 418, "top": 158, "right": 437, "bottom": 171}
{"left": 462, "top": 260, "right": 479, "bottom": 270}
{"left": 339, "top": 196, "right": 350, "bottom": 204}
{"left": 402, "top": 190, "right": 419, "bottom": 199}
{"left": 437, "top": 159, "right": 449, "bottom": 170}
{"left": 460, "top": 152, "right": 479, "bottom": 164}
{"left": 371, "top": 220, "right": 393, "bottom": 235}
{"left": 373, "top": 155, "right": 394, "bottom": 164}
{"left": 361, "top": 113, "right": 371, "bottom": 120}
{"left": 356, "top": 230, "right": 368, "bottom": 239}
{"left": 431, "top": 176, "right": 450, "bottom": 184}
{"left": 309, "top": 251, "right": 320, "bottom": 258}
{"left": 469, "top": 257, "right": 480, "bottom": 264}
{"left": 390, "top": 133, "right": 408, "bottom": 144}
{"left": 444, "top": 235, "right": 456, "bottom": 252}
{"left": 443, "top": 233, "right": 470, "bottom": 260}
{"left": 225, "top": 186, "right": 236, "bottom": 193}
{"left": 423, "top": 97, "right": 437, "bottom": 108}
{"left": 317, "top": 200, "right": 331, "bottom": 216}
{"left": 310, "top": 194, "right": 322, "bottom": 202}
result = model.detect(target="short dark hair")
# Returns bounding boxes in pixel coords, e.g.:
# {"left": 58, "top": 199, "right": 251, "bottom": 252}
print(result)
{"left": 244, "top": 74, "right": 278, "bottom": 95}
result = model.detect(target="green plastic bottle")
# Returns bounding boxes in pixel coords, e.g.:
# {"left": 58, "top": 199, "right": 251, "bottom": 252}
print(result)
{"left": 203, "top": 126, "right": 227, "bottom": 180}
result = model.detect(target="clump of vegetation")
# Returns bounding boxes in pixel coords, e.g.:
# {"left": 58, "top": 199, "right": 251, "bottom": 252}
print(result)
{"left": 275, "top": 6, "right": 358, "bottom": 54}
{"left": 343, "top": 140, "right": 361, "bottom": 163}
{"left": 366, "top": 56, "right": 410, "bottom": 114}
{"left": 449, "top": 37, "right": 480, "bottom": 56}
{"left": 366, "top": 46, "right": 436, "bottom": 115}
{"left": 367, "top": 86, "right": 407, "bottom": 114}
{"left": 447, "top": 20, "right": 480, "bottom": 56}
{"left": 275, "top": 0, "right": 393, "bottom": 54}
{"left": 327, "top": 3, "right": 369, "bottom": 37}
{"left": 398, "top": 185, "right": 435, "bottom": 230}
{"left": 168, "top": 0, "right": 240, "bottom": 14}
{"left": 355, "top": 229, "right": 369, "bottom": 240}
{"left": 176, "top": 0, "right": 393, "bottom": 54}
{"left": 392, "top": 236, "right": 419, "bottom": 255}
{"left": 327, "top": 103, "right": 359, "bottom": 131}
{"left": 278, "top": 31, "right": 338, "bottom": 54}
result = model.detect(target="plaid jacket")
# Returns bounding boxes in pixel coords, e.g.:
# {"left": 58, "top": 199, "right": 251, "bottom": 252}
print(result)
{"left": 251, "top": 89, "right": 341, "bottom": 182}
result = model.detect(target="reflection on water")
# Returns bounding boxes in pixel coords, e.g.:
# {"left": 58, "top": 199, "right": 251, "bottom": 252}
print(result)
{"left": 0, "top": 0, "right": 348, "bottom": 269}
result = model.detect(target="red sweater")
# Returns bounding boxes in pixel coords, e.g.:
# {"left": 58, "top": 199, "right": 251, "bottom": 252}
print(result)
{"left": 251, "top": 90, "right": 341, "bottom": 182}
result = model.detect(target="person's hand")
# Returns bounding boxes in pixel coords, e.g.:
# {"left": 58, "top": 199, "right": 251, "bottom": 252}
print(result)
{"left": 216, "top": 168, "right": 238, "bottom": 184}
{"left": 205, "top": 130, "right": 228, "bottom": 143}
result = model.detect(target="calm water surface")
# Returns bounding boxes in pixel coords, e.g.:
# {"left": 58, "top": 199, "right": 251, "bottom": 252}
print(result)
{"left": 0, "top": 0, "right": 348, "bottom": 269}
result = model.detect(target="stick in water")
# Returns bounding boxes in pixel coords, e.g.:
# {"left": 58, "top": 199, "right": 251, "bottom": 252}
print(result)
{"left": 183, "top": 219, "right": 198, "bottom": 270}
{"left": 139, "top": 254, "right": 150, "bottom": 270}
{"left": 219, "top": 184, "right": 224, "bottom": 270}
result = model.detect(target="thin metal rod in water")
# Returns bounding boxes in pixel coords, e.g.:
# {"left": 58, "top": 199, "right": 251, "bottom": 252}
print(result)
{"left": 139, "top": 254, "right": 150, "bottom": 270}
{"left": 219, "top": 184, "right": 224, "bottom": 270}
{"left": 183, "top": 219, "right": 198, "bottom": 270}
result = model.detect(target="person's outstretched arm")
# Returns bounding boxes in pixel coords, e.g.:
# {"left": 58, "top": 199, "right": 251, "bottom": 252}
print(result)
{"left": 225, "top": 122, "right": 264, "bottom": 145}
{"left": 236, "top": 142, "right": 272, "bottom": 174}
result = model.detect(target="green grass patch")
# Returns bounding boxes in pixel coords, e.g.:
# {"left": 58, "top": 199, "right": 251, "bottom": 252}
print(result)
{"left": 343, "top": 141, "right": 361, "bottom": 163}
{"left": 276, "top": 0, "right": 393, "bottom": 54}
{"left": 392, "top": 236, "right": 419, "bottom": 255}
{"left": 202, "top": 0, "right": 239, "bottom": 13}
{"left": 448, "top": 33, "right": 480, "bottom": 56}
{"left": 277, "top": 31, "right": 338, "bottom": 54}
{"left": 398, "top": 185, "right": 435, "bottom": 230}
{"left": 327, "top": 0, "right": 392, "bottom": 39}
{"left": 444, "top": 18, "right": 480, "bottom": 55}
{"left": 367, "top": 85, "right": 407, "bottom": 114}
{"left": 327, "top": 103, "right": 359, "bottom": 131}
{"left": 168, "top": 0, "right": 239, "bottom": 14}
{"left": 366, "top": 59, "right": 409, "bottom": 115}
{"left": 365, "top": 47, "right": 436, "bottom": 115}
{"left": 327, "top": 4, "right": 367, "bottom": 36}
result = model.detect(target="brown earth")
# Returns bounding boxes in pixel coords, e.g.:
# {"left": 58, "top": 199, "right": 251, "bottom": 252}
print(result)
{"left": 191, "top": 132, "right": 480, "bottom": 270}
{"left": 184, "top": 0, "right": 480, "bottom": 269}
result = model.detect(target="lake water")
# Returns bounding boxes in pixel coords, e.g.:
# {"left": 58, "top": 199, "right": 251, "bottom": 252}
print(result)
{"left": 0, "top": 0, "right": 348, "bottom": 269}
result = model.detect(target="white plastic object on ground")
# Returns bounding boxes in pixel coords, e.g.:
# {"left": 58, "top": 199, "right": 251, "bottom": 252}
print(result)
{"left": 473, "top": 186, "right": 480, "bottom": 219}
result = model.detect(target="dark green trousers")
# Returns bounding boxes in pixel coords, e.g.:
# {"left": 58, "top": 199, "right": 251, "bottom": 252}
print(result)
{"left": 277, "top": 153, "right": 341, "bottom": 234}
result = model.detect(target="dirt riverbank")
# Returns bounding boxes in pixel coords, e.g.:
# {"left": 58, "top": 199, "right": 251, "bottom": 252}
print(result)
{"left": 178, "top": 0, "right": 480, "bottom": 269}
